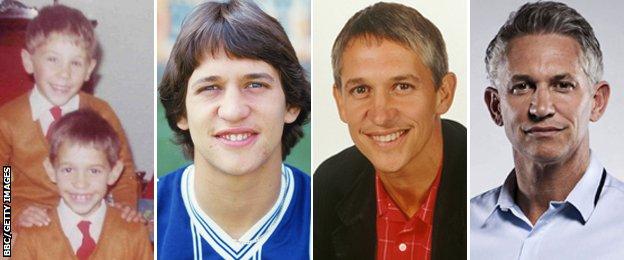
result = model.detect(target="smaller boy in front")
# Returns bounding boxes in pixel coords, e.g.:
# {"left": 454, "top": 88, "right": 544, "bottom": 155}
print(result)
{"left": 12, "top": 109, "right": 152, "bottom": 260}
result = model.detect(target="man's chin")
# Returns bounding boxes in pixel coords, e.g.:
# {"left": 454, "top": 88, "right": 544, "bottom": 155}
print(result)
{"left": 367, "top": 156, "right": 407, "bottom": 174}
{"left": 210, "top": 160, "right": 265, "bottom": 176}
{"left": 521, "top": 147, "right": 569, "bottom": 164}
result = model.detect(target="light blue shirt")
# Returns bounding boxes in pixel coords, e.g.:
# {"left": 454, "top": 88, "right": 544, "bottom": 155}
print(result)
{"left": 471, "top": 153, "right": 624, "bottom": 260}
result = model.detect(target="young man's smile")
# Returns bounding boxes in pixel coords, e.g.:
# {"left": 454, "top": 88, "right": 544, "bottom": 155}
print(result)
{"left": 214, "top": 127, "right": 259, "bottom": 147}
{"left": 177, "top": 50, "right": 299, "bottom": 176}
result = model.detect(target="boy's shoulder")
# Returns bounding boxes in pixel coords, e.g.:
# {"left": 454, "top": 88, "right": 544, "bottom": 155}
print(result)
{"left": 0, "top": 91, "right": 32, "bottom": 121}
{"left": 15, "top": 207, "right": 64, "bottom": 238}
{"left": 78, "top": 91, "right": 113, "bottom": 110}
{"left": 77, "top": 92, "right": 124, "bottom": 127}
{"left": 12, "top": 207, "right": 72, "bottom": 258}
{"left": 91, "top": 205, "right": 152, "bottom": 259}
{"left": 102, "top": 205, "right": 149, "bottom": 234}
{"left": 157, "top": 165, "right": 189, "bottom": 192}
{"left": 285, "top": 164, "right": 310, "bottom": 189}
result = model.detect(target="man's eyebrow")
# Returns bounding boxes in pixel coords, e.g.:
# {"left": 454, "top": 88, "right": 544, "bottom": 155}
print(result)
{"left": 243, "top": 73, "right": 275, "bottom": 83}
{"left": 550, "top": 73, "right": 575, "bottom": 83}
{"left": 189, "top": 75, "right": 221, "bottom": 88}
{"left": 391, "top": 74, "right": 421, "bottom": 83}
{"left": 344, "top": 77, "right": 366, "bottom": 87}
{"left": 510, "top": 74, "right": 535, "bottom": 82}
{"left": 344, "top": 74, "right": 422, "bottom": 87}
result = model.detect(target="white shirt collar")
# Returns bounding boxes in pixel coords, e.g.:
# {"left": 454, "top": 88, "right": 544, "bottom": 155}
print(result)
{"left": 180, "top": 164, "right": 295, "bottom": 260}
{"left": 29, "top": 86, "right": 80, "bottom": 134}
{"left": 494, "top": 150, "right": 605, "bottom": 224}
{"left": 29, "top": 86, "right": 80, "bottom": 121}
{"left": 57, "top": 198, "right": 107, "bottom": 253}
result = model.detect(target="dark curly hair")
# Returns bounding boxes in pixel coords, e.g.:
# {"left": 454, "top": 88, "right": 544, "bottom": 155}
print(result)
{"left": 159, "top": 0, "right": 310, "bottom": 160}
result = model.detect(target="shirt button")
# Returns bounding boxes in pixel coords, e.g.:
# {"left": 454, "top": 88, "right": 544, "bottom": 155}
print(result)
{"left": 399, "top": 243, "right": 407, "bottom": 252}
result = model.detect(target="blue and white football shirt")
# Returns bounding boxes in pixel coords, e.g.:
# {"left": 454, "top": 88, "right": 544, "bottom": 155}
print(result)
{"left": 157, "top": 164, "right": 310, "bottom": 260}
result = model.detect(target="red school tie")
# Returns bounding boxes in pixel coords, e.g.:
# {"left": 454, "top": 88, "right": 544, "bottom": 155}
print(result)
{"left": 45, "top": 106, "right": 62, "bottom": 139}
{"left": 76, "top": 220, "right": 96, "bottom": 260}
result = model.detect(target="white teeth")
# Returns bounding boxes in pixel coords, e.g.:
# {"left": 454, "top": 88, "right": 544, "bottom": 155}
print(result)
{"left": 72, "top": 194, "right": 90, "bottom": 202}
{"left": 223, "top": 133, "right": 251, "bottom": 141}
{"left": 372, "top": 130, "right": 405, "bottom": 143}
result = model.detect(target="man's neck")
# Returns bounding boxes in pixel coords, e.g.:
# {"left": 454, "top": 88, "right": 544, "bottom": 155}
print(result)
{"left": 513, "top": 144, "right": 590, "bottom": 225}
{"left": 192, "top": 153, "right": 282, "bottom": 239}
{"left": 377, "top": 126, "right": 443, "bottom": 218}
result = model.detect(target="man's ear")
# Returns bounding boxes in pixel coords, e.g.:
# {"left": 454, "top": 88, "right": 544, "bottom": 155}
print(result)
{"left": 485, "top": 86, "right": 504, "bottom": 126}
{"left": 177, "top": 116, "right": 189, "bottom": 131}
{"left": 590, "top": 81, "right": 610, "bottom": 122}
{"left": 284, "top": 105, "right": 301, "bottom": 124}
{"left": 43, "top": 158, "right": 57, "bottom": 183}
{"left": 21, "top": 49, "right": 34, "bottom": 74}
{"left": 84, "top": 58, "right": 97, "bottom": 81}
{"left": 435, "top": 72, "right": 457, "bottom": 115}
{"left": 332, "top": 85, "right": 347, "bottom": 123}
{"left": 107, "top": 160, "right": 124, "bottom": 185}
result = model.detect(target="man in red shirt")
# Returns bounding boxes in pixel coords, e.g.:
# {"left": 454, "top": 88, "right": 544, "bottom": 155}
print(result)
{"left": 314, "top": 2, "right": 466, "bottom": 259}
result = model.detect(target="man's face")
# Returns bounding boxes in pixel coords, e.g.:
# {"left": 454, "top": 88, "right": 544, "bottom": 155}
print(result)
{"left": 486, "top": 34, "right": 609, "bottom": 163}
{"left": 21, "top": 33, "right": 96, "bottom": 106}
{"left": 178, "top": 51, "right": 300, "bottom": 176}
{"left": 44, "top": 142, "right": 122, "bottom": 217}
{"left": 334, "top": 38, "right": 454, "bottom": 173}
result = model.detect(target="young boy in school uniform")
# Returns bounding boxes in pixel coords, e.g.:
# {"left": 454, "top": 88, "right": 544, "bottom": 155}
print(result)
{"left": 12, "top": 109, "right": 152, "bottom": 259}
{"left": 0, "top": 4, "right": 140, "bottom": 229}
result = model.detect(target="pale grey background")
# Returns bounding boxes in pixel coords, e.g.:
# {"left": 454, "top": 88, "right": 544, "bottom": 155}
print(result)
{"left": 313, "top": 0, "right": 467, "bottom": 172}
{"left": 471, "top": 0, "right": 624, "bottom": 196}
{"left": 25, "top": 0, "right": 155, "bottom": 176}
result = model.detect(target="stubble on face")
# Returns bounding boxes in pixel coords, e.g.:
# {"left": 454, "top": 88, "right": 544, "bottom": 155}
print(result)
{"left": 494, "top": 34, "right": 597, "bottom": 165}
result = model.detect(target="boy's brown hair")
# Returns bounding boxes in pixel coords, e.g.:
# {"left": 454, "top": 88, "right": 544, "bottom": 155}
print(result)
{"left": 47, "top": 109, "right": 120, "bottom": 166}
{"left": 159, "top": 0, "right": 310, "bottom": 160}
{"left": 25, "top": 4, "right": 97, "bottom": 57}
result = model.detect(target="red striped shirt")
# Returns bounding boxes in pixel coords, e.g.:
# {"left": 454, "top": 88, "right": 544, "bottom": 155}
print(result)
{"left": 375, "top": 167, "right": 442, "bottom": 260}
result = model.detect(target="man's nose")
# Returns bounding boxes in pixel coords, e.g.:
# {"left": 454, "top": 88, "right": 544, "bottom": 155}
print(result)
{"left": 217, "top": 88, "right": 251, "bottom": 122}
{"left": 529, "top": 86, "right": 555, "bottom": 121}
{"left": 368, "top": 92, "right": 398, "bottom": 126}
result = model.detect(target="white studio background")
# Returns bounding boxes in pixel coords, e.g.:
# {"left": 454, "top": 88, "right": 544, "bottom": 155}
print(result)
{"left": 24, "top": 0, "right": 155, "bottom": 175}
{"left": 471, "top": 0, "right": 624, "bottom": 196}
{"left": 313, "top": 0, "right": 467, "bottom": 172}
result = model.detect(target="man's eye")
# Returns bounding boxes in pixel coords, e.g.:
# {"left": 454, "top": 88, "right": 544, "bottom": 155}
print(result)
{"left": 89, "top": 168, "right": 102, "bottom": 175}
{"left": 46, "top": 57, "right": 58, "bottom": 63}
{"left": 198, "top": 85, "right": 219, "bottom": 92}
{"left": 394, "top": 83, "right": 414, "bottom": 93}
{"left": 554, "top": 82, "right": 575, "bottom": 91}
{"left": 246, "top": 82, "right": 266, "bottom": 89}
{"left": 511, "top": 83, "right": 530, "bottom": 94}
{"left": 351, "top": 86, "right": 368, "bottom": 95}
{"left": 61, "top": 168, "right": 73, "bottom": 174}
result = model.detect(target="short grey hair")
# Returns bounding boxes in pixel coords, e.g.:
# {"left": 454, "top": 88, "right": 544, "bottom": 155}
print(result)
{"left": 331, "top": 2, "right": 448, "bottom": 88}
{"left": 485, "top": 1, "right": 603, "bottom": 87}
